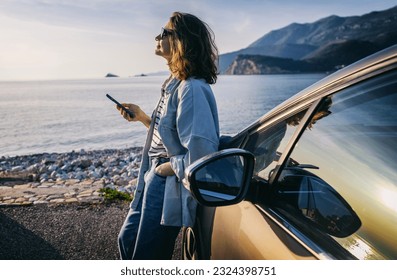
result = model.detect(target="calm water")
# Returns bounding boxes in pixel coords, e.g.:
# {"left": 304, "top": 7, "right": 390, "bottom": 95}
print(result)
{"left": 0, "top": 74, "right": 325, "bottom": 157}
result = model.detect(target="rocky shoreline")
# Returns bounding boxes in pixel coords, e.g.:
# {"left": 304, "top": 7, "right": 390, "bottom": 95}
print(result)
{"left": 0, "top": 147, "right": 183, "bottom": 260}
{"left": 0, "top": 147, "right": 143, "bottom": 206}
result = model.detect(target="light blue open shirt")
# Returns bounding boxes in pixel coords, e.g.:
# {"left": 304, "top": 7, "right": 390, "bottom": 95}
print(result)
{"left": 130, "top": 76, "right": 220, "bottom": 227}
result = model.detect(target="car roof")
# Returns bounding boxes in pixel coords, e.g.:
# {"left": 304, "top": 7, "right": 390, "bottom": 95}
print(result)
{"left": 240, "top": 44, "right": 397, "bottom": 136}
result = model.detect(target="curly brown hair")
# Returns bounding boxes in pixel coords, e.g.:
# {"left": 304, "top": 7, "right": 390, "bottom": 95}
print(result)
{"left": 166, "top": 12, "right": 218, "bottom": 84}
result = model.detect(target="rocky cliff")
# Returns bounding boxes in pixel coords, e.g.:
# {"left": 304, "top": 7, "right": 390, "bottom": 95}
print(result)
{"left": 220, "top": 5, "right": 397, "bottom": 74}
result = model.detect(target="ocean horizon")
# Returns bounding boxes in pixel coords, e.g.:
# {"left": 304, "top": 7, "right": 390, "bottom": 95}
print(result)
{"left": 0, "top": 74, "right": 326, "bottom": 157}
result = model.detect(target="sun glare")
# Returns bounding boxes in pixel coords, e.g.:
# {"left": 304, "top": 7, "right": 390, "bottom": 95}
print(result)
{"left": 379, "top": 187, "right": 397, "bottom": 212}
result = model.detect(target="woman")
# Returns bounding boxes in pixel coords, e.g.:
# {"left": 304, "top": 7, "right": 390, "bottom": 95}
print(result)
{"left": 117, "top": 12, "right": 220, "bottom": 260}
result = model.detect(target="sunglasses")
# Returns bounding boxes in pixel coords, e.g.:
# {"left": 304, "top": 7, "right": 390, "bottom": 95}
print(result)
{"left": 155, "top": 27, "right": 173, "bottom": 41}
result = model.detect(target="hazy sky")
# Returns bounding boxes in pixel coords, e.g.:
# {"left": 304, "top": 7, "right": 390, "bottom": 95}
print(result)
{"left": 1, "top": 0, "right": 396, "bottom": 81}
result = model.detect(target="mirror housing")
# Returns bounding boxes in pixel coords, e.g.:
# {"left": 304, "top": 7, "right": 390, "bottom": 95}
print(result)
{"left": 184, "top": 149, "right": 255, "bottom": 207}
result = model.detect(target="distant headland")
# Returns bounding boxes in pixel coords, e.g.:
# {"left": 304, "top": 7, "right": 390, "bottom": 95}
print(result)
{"left": 105, "top": 73, "right": 119, "bottom": 78}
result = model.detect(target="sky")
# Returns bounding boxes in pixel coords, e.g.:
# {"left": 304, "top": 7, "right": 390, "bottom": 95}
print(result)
{"left": 1, "top": 0, "right": 396, "bottom": 81}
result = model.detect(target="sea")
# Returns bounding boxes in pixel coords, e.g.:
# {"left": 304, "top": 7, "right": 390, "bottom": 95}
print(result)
{"left": 0, "top": 74, "right": 326, "bottom": 157}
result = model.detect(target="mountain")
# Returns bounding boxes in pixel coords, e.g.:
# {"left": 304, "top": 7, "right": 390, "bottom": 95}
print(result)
{"left": 226, "top": 40, "right": 383, "bottom": 75}
{"left": 220, "top": 5, "right": 397, "bottom": 74}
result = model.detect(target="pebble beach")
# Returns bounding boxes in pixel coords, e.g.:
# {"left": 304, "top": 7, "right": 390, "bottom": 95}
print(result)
{"left": 0, "top": 147, "right": 142, "bottom": 206}
{"left": 0, "top": 147, "right": 183, "bottom": 260}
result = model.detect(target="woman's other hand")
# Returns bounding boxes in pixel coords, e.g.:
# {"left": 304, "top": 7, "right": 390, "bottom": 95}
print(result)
{"left": 155, "top": 162, "right": 175, "bottom": 177}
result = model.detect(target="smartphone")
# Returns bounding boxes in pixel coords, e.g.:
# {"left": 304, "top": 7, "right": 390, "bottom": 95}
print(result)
{"left": 106, "top": 94, "right": 135, "bottom": 118}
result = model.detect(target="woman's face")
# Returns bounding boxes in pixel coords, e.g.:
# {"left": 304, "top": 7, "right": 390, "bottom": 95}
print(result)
{"left": 155, "top": 25, "right": 172, "bottom": 61}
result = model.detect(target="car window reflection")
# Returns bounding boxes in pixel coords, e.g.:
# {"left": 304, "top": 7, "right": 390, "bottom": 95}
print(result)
{"left": 275, "top": 167, "right": 361, "bottom": 238}
{"left": 243, "top": 111, "right": 305, "bottom": 180}
{"left": 244, "top": 98, "right": 332, "bottom": 181}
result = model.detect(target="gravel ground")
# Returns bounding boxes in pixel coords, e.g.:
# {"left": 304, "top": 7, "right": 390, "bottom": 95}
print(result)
{"left": 0, "top": 202, "right": 181, "bottom": 260}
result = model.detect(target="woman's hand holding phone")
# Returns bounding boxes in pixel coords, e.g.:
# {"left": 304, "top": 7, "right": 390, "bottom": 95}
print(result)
{"left": 106, "top": 94, "right": 135, "bottom": 119}
{"left": 106, "top": 94, "right": 151, "bottom": 128}
{"left": 119, "top": 103, "right": 151, "bottom": 128}
{"left": 117, "top": 103, "right": 139, "bottom": 122}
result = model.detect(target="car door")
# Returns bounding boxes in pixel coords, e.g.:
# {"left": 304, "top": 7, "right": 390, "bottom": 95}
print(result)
{"left": 182, "top": 98, "right": 322, "bottom": 260}
{"left": 210, "top": 68, "right": 397, "bottom": 259}
{"left": 210, "top": 103, "right": 326, "bottom": 259}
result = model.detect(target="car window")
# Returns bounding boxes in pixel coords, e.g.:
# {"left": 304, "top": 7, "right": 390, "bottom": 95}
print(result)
{"left": 275, "top": 70, "right": 397, "bottom": 259}
{"left": 243, "top": 108, "right": 309, "bottom": 181}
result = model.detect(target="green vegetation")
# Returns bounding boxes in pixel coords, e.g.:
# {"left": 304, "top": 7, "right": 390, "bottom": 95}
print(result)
{"left": 99, "top": 187, "right": 132, "bottom": 202}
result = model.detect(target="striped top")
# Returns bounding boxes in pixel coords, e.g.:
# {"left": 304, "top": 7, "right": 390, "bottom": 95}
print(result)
{"left": 148, "top": 88, "right": 168, "bottom": 158}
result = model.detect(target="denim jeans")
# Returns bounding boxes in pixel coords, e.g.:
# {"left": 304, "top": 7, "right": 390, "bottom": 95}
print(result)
{"left": 118, "top": 157, "right": 181, "bottom": 260}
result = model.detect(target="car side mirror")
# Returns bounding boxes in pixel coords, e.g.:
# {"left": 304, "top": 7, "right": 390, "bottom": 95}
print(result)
{"left": 184, "top": 149, "right": 255, "bottom": 207}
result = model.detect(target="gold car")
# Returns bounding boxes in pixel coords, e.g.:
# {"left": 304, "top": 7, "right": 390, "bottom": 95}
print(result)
{"left": 183, "top": 44, "right": 397, "bottom": 260}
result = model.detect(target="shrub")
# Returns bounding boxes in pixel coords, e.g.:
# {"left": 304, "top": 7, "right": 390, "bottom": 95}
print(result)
{"left": 99, "top": 187, "right": 132, "bottom": 202}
